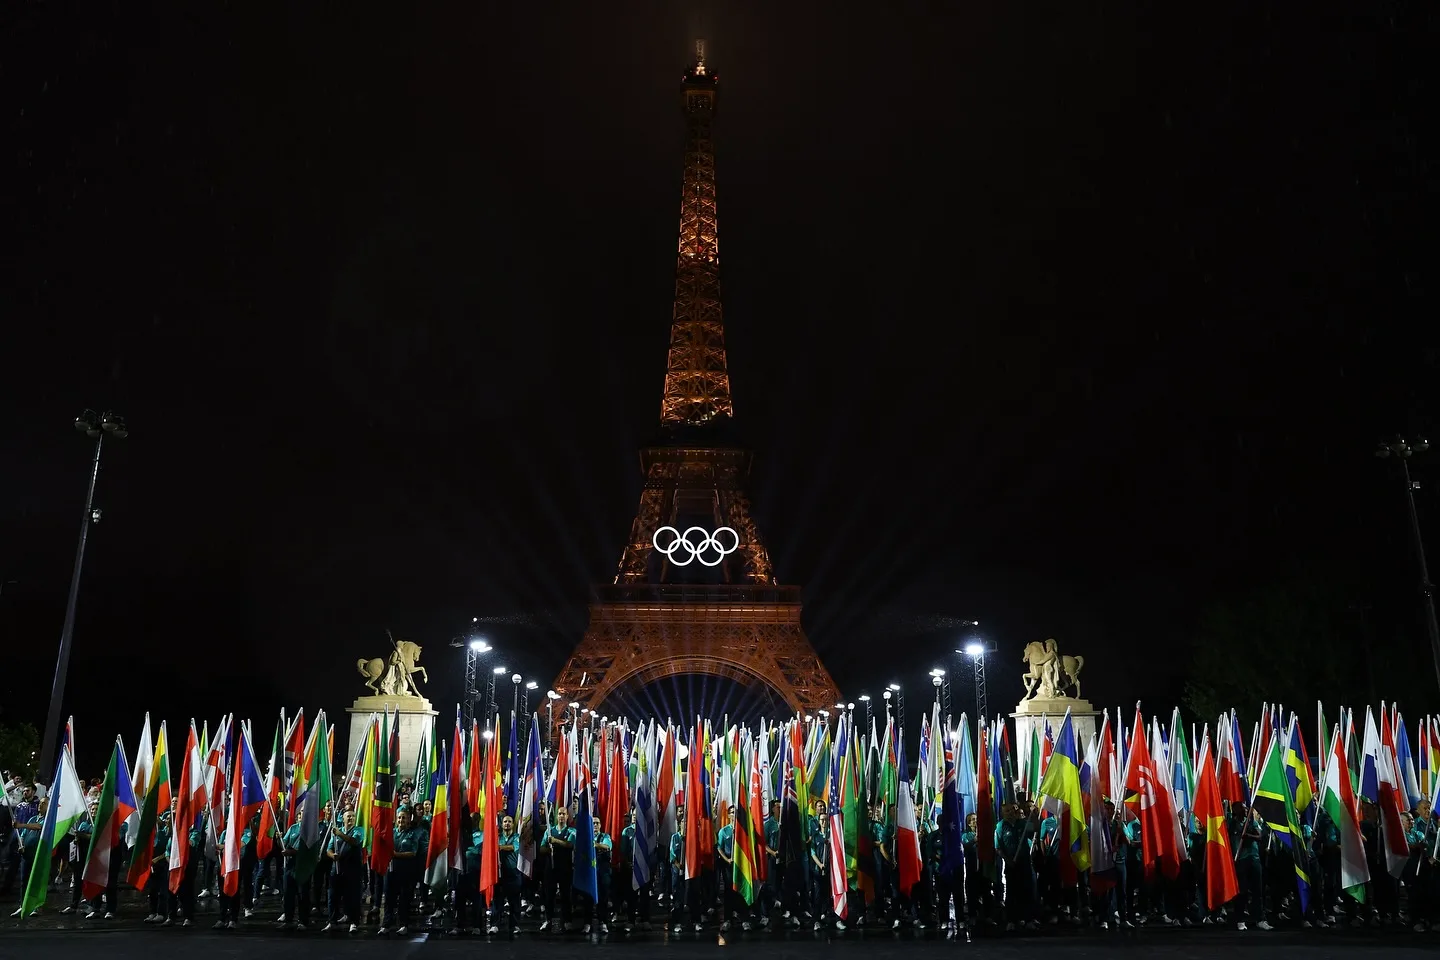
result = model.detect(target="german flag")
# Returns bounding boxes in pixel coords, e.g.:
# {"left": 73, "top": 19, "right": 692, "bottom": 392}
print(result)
{"left": 733, "top": 746, "right": 761, "bottom": 905}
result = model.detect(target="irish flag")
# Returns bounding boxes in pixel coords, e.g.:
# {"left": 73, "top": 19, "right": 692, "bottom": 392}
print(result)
{"left": 81, "top": 738, "right": 138, "bottom": 901}
{"left": 21, "top": 745, "right": 89, "bottom": 915}
{"left": 1321, "top": 722, "right": 1370, "bottom": 901}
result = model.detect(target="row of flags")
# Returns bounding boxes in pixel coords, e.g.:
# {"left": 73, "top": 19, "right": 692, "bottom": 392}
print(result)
{"left": 15, "top": 699, "right": 1435, "bottom": 920}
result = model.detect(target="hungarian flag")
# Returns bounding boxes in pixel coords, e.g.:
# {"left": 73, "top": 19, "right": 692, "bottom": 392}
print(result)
{"left": 81, "top": 738, "right": 137, "bottom": 901}
{"left": 21, "top": 744, "right": 89, "bottom": 915}
{"left": 1321, "top": 722, "right": 1369, "bottom": 900}
{"left": 1193, "top": 731, "right": 1238, "bottom": 909}
{"left": 126, "top": 721, "right": 171, "bottom": 889}
{"left": 169, "top": 722, "right": 207, "bottom": 894}
{"left": 1122, "top": 708, "right": 1182, "bottom": 880}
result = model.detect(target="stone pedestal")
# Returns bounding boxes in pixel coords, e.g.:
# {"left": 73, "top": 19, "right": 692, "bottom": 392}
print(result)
{"left": 346, "top": 695, "right": 437, "bottom": 772}
{"left": 1012, "top": 698, "right": 1100, "bottom": 786}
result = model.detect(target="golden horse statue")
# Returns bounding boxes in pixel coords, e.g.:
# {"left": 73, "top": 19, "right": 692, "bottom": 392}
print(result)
{"left": 357, "top": 634, "right": 428, "bottom": 698}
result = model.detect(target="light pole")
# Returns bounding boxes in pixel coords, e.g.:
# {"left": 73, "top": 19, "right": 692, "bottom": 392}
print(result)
{"left": 930, "top": 668, "right": 945, "bottom": 714}
{"left": 546, "top": 690, "right": 561, "bottom": 746}
{"left": 511, "top": 674, "right": 523, "bottom": 721}
{"left": 488, "top": 665, "right": 508, "bottom": 731}
{"left": 39, "top": 409, "right": 127, "bottom": 775}
{"left": 888, "top": 682, "right": 904, "bottom": 735}
{"left": 451, "top": 630, "right": 491, "bottom": 732}
{"left": 858, "top": 694, "right": 871, "bottom": 731}
{"left": 523, "top": 680, "right": 537, "bottom": 720}
{"left": 1377, "top": 436, "right": 1440, "bottom": 693}
{"left": 961, "top": 637, "right": 996, "bottom": 722}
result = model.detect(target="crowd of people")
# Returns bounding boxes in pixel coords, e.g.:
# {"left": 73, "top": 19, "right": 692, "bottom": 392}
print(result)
{"left": 3, "top": 768, "right": 1437, "bottom": 937}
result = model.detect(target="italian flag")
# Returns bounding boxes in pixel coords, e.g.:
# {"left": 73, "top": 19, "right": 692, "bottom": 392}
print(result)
{"left": 1321, "top": 722, "right": 1369, "bottom": 901}
{"left": 21, "top": 746, "right": 90, "bottom": 915}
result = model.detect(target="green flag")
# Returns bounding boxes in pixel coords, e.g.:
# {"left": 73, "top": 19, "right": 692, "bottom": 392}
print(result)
{"left": 294, "top": 713, "right": 332, "bottom": 884}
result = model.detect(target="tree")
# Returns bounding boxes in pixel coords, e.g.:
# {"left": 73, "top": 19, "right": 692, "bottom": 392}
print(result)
{"left": 0, "top": 721, "right": 40, "bottom": 784}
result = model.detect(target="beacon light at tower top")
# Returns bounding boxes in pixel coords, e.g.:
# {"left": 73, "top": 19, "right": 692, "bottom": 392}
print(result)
{"left": 964, "top": 641, "right": 985, "bottom": 657}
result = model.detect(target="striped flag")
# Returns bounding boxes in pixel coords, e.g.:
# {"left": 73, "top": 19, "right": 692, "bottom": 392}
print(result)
{"left": 81, "top": 739, "right": 137, "bottom": 901}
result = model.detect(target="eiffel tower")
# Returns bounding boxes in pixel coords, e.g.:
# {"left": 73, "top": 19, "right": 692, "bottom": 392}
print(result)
{"left": 549, "top": 41, "right": 840, "bottom": 721}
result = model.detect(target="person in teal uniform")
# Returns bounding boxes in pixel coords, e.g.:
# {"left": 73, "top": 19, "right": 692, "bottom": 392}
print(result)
{"left": 545, "top": 804, "right": 577, "bottom": 930}
{"left": 493, "top": 813, "right": 523, "bottom": 935}
{"left": 144, "top": 804, "right": 173, "bottom": 923}
{"left": 962, "top": 811, "right": 984, "bottom": 926}
{"left": 715, "top": 805, "right": 737, "bottom": 930}
{"left": 449, "top": 812, "right": 482, "bottom": 935}
{"left": 616, "top": 809, "right": 650, "bottom": 929}
{"left": 176, "top": 810, "right": 205, "bottom": 925}
{"left": 1034, "top": 806, "right": 1058, "bottom": 920}
{"left": 1106, "top": 799, "right": 1141, "bottom": 927}
{"left": 760, "top": 799, "right": 782, "bottom": 925}
{"left": 325, "top": 807, "right": 365, "bottom": 933}
{"left": 1230, "top": 800, "right": 1268, "bottom": 930}
{"left": 215, "top": 822, "right": 240, "bottom": 929}
{"left": 60, "top": 797, "right": 96, "bottom": 914}
{"left": 809, "top": 804, "right": 837, "bottom": 929}
{"left": 238, "top": 813, "right": 259, "bottom": 918}
{"left": 920, "top": 816, "right": 944, "bottom": 929}
{"left": 996, "top": 800, "right": 1038, "bottom": 930}
{"left": 381, "top": 806, "right": 426, "bottom": 934}
{"left": 277, "top": 805, "right": 310, "bottom": 928}
{"left": 868, "top": 802, "right": 895, "bottom": 924}
{"left": 669, "top": 809, "right": 693, "bottom": 931}
{"left": 593, "top": 824, "right": 613, "bottom": 934}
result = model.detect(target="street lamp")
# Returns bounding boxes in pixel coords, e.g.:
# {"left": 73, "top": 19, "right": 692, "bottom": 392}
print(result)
{"left": 1377, "top": 436, "right": 1440, "bottom": 693}
{"left": 523, "top": 680, "right": 538, "bottom": 719}
{"left": 39, "top": 409, "right": 127, "bottom": 775}
{"left": 487, "top": 665, "right": 508, "bottom": 730}
{"left": 546, "top": 690, "right": 561, "bottom": 742}
{"left": 858, "top": 694, "right": 871, "bottom": 730}
{"left": 451, "top": 634, "right": 491, "bottom": 732}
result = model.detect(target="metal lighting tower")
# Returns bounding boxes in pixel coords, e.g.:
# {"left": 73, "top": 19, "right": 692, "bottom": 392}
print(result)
{"left": 39, "top": 409, "right": 127, "bottom": 775}
{"left": 1377, "top": 436, "right": 1440, "bottom": 693}
{"left": 487, "top": 665, "right": 508, "bottom": 730}
{"left": 451, "top": 630, "right": 491, "bottom": 732}
{"left": 961, "top": 635, "right": 996, "bottom": 722}
{"left": 930, "top": 668, "right": 947, "bottom": 717}
{"left": 523, "top": 680, "right": 538, "bottom": 720}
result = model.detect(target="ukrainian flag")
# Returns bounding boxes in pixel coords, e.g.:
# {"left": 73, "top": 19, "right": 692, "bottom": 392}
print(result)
{"left": 1037, "top": 709, "right": 1090, "bottom": 872}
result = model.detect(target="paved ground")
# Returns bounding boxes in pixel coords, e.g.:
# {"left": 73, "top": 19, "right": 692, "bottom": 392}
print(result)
{"left": 0, "top": 927, "right": 1437, "bottom": 960}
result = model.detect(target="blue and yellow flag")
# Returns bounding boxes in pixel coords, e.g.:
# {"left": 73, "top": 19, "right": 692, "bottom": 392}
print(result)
{"left": 1037, "top": 709, "right": 1090, "bottom": 872}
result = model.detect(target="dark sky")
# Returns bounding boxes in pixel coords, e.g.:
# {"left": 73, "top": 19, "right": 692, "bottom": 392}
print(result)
{"left": 4, "top": 0, "right": 1435, "bottom": 772}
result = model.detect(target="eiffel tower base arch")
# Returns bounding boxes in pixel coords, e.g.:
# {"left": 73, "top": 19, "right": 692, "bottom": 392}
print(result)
{"left": 550, "top": 584, "right": 840, "bottom": 722}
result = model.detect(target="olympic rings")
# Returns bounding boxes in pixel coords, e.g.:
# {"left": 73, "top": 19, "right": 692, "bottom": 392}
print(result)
{"left": 651, "top": 525, "right": 740, "bottom": 567}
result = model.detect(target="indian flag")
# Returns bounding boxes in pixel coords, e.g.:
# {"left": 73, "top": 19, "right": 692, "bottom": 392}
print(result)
{"left": 1321, "top": 722, "right": 1369, "bottom": 901}
{"left": 21, "top": 745, "right": 89, "bottom": 915}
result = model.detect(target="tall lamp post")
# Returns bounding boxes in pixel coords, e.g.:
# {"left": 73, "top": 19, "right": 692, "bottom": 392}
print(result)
{"left": 523, "top": 680, "right": 537, "bottom": 720}
{"left": 487, "top": 665, "right": 508, "bottom": 730}
{"left": 858, "top": 694, "right": 872, "bottom": 731}
{"left": 1377, "top": 436, "right": 1440, "bottom": 693}
{"left": 39, "top": 409, "right": 127, "bottom": 774}
{"left": 451, "top": 631, "right": 491, "bottom": 732}
{"left": 962, "top": 637, "right": 996, "bottom": 722}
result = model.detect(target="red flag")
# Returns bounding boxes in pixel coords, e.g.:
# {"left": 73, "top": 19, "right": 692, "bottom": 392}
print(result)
{"left": 285, "top": 712, "right": 305, "bottom": 822}
{"left": 976, "top": 725, "right": 996, "bottom": 869}
{"left": 168, "top": 724, "right": 206, "bottom": 894}
{"left": 1193, "top": 733, "right": 1239, "bottom": 909}
{"left": 479, "top": 733, "right": 501, "bottom": 902}
{"left": 448, "top": 717, "right": 465, "bottom": 871}
{"left": 684, "top": 725, "right": 707, "bottom": 879}
{"left": 1122, "top": 708, "right": 1182, "bottom": 880}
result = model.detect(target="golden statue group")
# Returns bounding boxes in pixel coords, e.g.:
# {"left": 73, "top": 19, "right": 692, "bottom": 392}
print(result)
{"left": 6, "top": 634, "right": 1440, "bottom": 940}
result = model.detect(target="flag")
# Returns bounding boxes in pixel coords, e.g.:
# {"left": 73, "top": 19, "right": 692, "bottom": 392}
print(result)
{"left": 224, "top": 725, "right": 271, "bottom": 895}
{"left": 356, "top": 716, "right": 379, "bottom": 859}
{"left": 1251, "top": 723, "right": 1309, "bottom": 913}
{"left": 1193, "top": 731, "right": 1238, "bottom": 910}
{"left": 1122, "top": 708, "right": 1182, "bottom": 880}
{"left": 169, "top": 722, "right": 207, "bottom": 894}
{"left": 573, "top": 774, "right": 598, "bottom": 902}
{"left": 1375, "top": 705, "right": 1410, "bottom": 878}
{"left": 517, "top": 715, "right": 544, "bottom": 878}
{"left": 132, "top": 714, "right": 153, "bottom": 808}
{"left": 125, "top": 722, "right": 170, "bottom": 889}
{"left": 21, "top": 744, "right": 89, "bottom": 915}
{"left": 1395, "top": 712, "right": 1421, "bottom": 810}
{"left": 828, "top": 715, "right": 849, "bottom": 918}
{"left": 81, "top": 738, "right": 137, "bottom": 901}
{"left": 425, "top": 739, "right": 450, "bottom": 893}
{"left": 733, "top": 746, "right": 760, "bottom": 905}
{"left": 285, "top": 710, "right": 305, "bottom": 822}
{"left": 1170, "top": 707, "right": 1195, "bottom": 819}
{"left": 895, "top": 779, "right": 922, "bottom": 898}
{"left": 632, "top": 722, "right": 656, "bottom": 891}
{"left": 371, "top": 710, "right": 398, "bottom": 875}
{"left": 256, "top": 712, "right": 285, "bottom": 860}
{"left": 1216, "top": 711, "right": 1246, "bottom": 803}
{"left": 1321, "top": 723, "right": 1369, "bottom": 900}
{"left": 295, "top": 713, "right": 332, "bottom": 884}
{"left": 1081, "top": 734, "right": 1116, "bottom": 894}
{"left": 1037, "top": 708, "right": 1090, "bottom": 873}
{"left": 938, "top": 720, "right": 964, "bottom": 877}
{"left": 480, "top": 732, "right": 502, "bottom": 903}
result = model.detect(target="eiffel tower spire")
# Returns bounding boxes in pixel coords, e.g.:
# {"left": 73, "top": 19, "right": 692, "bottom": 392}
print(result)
{"left": 660, "top": 39, "right": 733, "bottom": 429}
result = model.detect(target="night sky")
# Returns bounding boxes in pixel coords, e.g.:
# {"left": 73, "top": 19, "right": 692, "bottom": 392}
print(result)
{"left": 4, "top": 0, "right": 1435, "bottom": 772}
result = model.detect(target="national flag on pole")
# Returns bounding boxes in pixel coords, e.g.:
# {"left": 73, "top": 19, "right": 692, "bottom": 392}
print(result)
{"left": 1321, "top": 722, "right": 1369, "bottom": 900}
{"left": 125, "top": 722, "right": 170, "bottom": 890}
{"left": 1193, "top": 730, "right": 1238, "bottom": 909}
{"left": 480, "top": 732, "right": 502, "bottom": 903}
{"left": 295, "top": 712, "right": 332, "bottom": 884}
{"left": 1038, "top": 708, "right": 1090, "bottom": 873}
{"left": 370, "top": 709, "right": 398, "bottom": 875}
{"left": 1376, "top": 704, "right": 1410, "bottom": 878}
{"left": 733, "top": 746, "right": 760, "bottom": 905}
{"left": 828, "top": 715, "right": 849, "bottom": 918}
{"left": 632, "top": 723, "right": 656, "bottom": 892}
{"left": 81, "top": 738, "right": 137, "bottom": 901}
{"left": 1251, "top": 722, "right": 1310, "bottom": 913}
{"left": 132, "top": 714, "right": 153, "bottom": 808}
{"left": 21, "top": 743, "right": 89, "bottom": 915}
{"left": 223, "top": 725, "right": 271, "bottom": 896}
{"left": 1123, "top": 707, "right": 1182, "bottom": 880}
{"left": 257, "top": 712, "right": 285, "bottom": 860}
{"left": 517, "top": 715, "right": 544, "bottom": 878}
{"left": 285, "top": 710, "right": 305, "bottom": 822}
{"left": 425, "top": 739, "right": 451, "bottom": 893}
{"left": 573, "top": 769, "right": 599, "bottom": 903}
{"left": 169, "top": 722, "right": 207, "bottom": 894}
{"left": 894, "top": 778, "right": 922, "bottom": 898}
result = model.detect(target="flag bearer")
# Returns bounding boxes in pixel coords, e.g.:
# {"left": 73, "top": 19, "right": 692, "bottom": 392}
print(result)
{"left": 1229, "top": 800, "right": 1267, "bottom": 931}
{"left": 60, "top": 797, "right": 96, "bottom": 913}
{"left": 144, "top": 805, "right": 173, "bottom": 923}
{"left": 716, "top": 805, "right": 739, "bottom": 930}
{"left": 177, "top": 811, "right": 205, "bottom": 925}
{"left": 996, "top": 800, "right": 1039, "bottom": 930}
{"left": 594, "top": 822, "right": 614, "bottom": 934}
{"left": 382, "top": 806, "right": 426, "bottom": 934}
{"left": 239, "top": 813, "right": 258, "bottom": 917}
{"left": 544, "top": 805, "right": 576, "bottom": 930}
{"left": 494, "top": 813, "right": 523, "bottom": 935}
{"left": 669, "top": 809, "right": 693, "bottom": 931}
{"left": 277, "top": 803, "right": 311, "bottom": 928}
{"left": 761, "top": 799, "right": 782, "bottom": 924}
{"left": 325, "top": 807, "right": 365, "bottom": 933}
{"left": 451, "top": 812, "right": 482, "bottom": 934}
